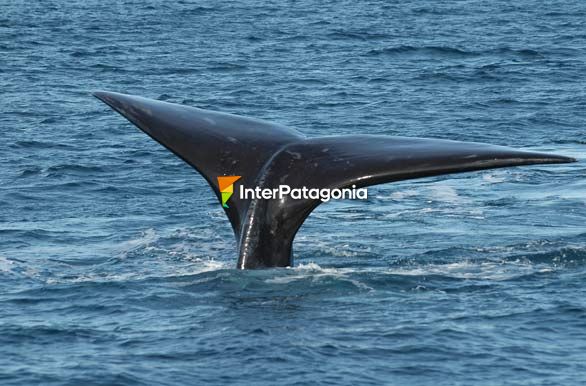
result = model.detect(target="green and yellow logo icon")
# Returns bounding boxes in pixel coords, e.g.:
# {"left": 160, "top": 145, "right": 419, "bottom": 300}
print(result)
{"left": 217, "top": 176, "right": 241, "bottom": 208}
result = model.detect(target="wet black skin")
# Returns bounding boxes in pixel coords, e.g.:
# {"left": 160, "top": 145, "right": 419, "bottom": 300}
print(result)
{"left": 94, "top": 91, "right": 576, "bottom": 269}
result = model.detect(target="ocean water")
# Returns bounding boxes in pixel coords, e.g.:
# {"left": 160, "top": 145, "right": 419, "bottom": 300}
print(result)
{"left": 1, "top": 0, "right": 586, "bottom": 384}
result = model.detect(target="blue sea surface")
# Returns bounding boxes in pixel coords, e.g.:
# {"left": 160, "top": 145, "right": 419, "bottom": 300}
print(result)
{"left": 1, "top": 0, "right": 586, "bottom": 384}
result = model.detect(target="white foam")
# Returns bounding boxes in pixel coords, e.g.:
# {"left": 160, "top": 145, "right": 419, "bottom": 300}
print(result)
{"left": 265, "top": 262, "right": 373, "bottom": 290}
{"left": 426, "top": 185, "right": 464, "bottom": 204}
{"left": 118, "top": 228, "right": 158, "bottom": 253}
{"left": 386, "top": 259, "right": 553, "bottom": 281}
{"left": 45, "top": 257, "right": 228, "bottom": 285}
{"left": 388, "top": 189, "right": 419, "bottom": 200}
{"left": 0, "top": 255, "right": 14, "bottom": 273}
{"left": 482, "top": 172, "right": 506, "bottom": 184}
{"left": 45, "top": 227, "right": 231, "bottom": 285}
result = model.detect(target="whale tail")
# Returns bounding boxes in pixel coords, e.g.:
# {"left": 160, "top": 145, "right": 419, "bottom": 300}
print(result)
{"left": 94, "top": 91, "right": 576, "bottom": 269}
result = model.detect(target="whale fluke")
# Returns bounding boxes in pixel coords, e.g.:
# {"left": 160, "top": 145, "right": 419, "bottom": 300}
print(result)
{"left": 94, "top": 91, "right": 576, "bottom": 269}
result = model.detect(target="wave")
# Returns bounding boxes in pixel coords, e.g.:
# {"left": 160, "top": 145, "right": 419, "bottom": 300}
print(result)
{"left": 207, "top": 63, "right": 247, "bottom": 73}
{"left": 327, "top": 30, "right": 390, "bottom": 41}
{"left": 9, "top": 140, "right": 75, "bottom": 150}
{"left": 4, "top": 223, "right": 585, "bottom": 300}
{"left": 367, "top": 45, "right": 474, "bottom": 58}
{"left": 366, "top": 45, "right": 546, "bottom": 59}
{"left": 182, "top": 5, "right": 219, "bottom": 15}
{"left": 505, "top": 246, "right": 586, "bottom": 267}
{"left": 45, "top": 164, "right": 105, "bottom": 175}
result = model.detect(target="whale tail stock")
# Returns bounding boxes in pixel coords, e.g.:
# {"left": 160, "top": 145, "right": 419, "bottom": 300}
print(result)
{"left": 94, "top": 91, "right": 575, "bottom": 269}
